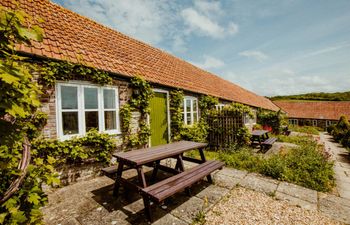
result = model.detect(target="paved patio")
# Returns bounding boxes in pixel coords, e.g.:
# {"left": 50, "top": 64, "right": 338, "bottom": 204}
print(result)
{"left": 43, "top": 162, "right": 350, "bottom": 224}
{"left": 321, "top": 132, "right": 350, "bottom": 200}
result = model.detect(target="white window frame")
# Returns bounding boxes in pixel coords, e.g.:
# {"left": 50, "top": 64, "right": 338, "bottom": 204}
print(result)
{"left": 215, "top": 103, "right": 225, "bottom": 111}
{"left": 312, "top": 120, "right": 318, "bottom": 126}
{"left": 289, "top": 119, "right": 298, "bottom": 126}
{"left": 183, "top": 96, "right": 199, "bottom": 125}
{"left": 56, "top": 82, "right": 120, "bottom": 140}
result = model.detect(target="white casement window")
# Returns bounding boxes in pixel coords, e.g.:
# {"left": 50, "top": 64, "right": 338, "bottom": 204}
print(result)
{"left": 183, "top": 96, "right": 198, "bottom": 125}
{"left": 57, "top": 83, "right": 120, "bottom": 140}
{"left": 289, "top": 119, "right": 298, "bottom": 125}
{"left": 326, "top": 120, "right": 334, "bottom": 127}
{"left": 215, "top": 104, "right": 225, "bottom": 111}
{"left": 312, "top": 120, "right": 318, "bottom": 126}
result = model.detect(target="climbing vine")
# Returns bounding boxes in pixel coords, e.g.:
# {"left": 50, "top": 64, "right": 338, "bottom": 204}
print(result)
{"left": 169, "top": 92, "right": 215, "bottom": 142}
{"left": 39, "top": 60, "right": 112, "bottom": 88}
{"left": 120, "top": 76, "right": 154, "bottom": 149}
{"left": 170, "top": 90, "right": 185, "bottom": 141}
{"left": 0, "top": 6, "right": 117, "bottom": 224}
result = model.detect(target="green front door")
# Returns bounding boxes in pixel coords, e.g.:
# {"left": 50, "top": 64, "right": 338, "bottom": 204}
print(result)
{"left": 149, "top": 92, "right": 169, "bottom": 146}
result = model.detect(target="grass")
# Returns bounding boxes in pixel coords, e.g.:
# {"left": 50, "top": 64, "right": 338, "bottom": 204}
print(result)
{"left": 289, "top": 125, "right": 322, "bottom": 135}
{"left": 188, "top": 136, "right": 335, "bottom": 192}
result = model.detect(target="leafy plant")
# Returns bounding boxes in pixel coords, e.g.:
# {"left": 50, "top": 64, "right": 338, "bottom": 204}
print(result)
{"left": 257, "top": 109, "right": 286, "bottom": 134}
{"left": 120, "top": 76, "right": 154, "bottom": 149}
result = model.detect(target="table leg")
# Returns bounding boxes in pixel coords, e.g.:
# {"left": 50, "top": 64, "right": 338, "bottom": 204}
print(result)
{"left": 150, "top": 160, "right": 160, "bottom": 182}
{"left": 176, "top": 154, "right": 191, "bottom": 196}
{"left": 113, "top": 161, "right": 124, "bottom": 197}
{"left": 199, "top": 148, "right": 213, "bottom": 183}
{"left": 136, "top": 166, "right": 147, "bottom": 188}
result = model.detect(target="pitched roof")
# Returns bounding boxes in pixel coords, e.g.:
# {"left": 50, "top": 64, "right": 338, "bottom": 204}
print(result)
{"left": 273, "top": 101, "right": 350, "bottom": 120}
{"left": 2, "top": 0, "right": 279, "bottom": 111}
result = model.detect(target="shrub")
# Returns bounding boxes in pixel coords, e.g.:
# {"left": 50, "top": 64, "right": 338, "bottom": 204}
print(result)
{"left": 331, "top": 115, "right": 350, "bottom": 145}
{"left": 253, "top": 123, "right": 263, "bottom": 130}
{"left": 326, "top": 124, "right": 335, "bottom": 134}
{"left": 289, "top": 125, "right": 320, "bottom": 135}
{"left": 257, "top": 110, "right": 286, "bottom": 134}
{"left": 213, "top": 135, "right": 334, "bottom": 192}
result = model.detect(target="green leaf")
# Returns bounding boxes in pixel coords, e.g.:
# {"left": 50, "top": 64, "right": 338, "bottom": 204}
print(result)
{"left": 27, "top": 193, "right": 40, "bottom": 205}
{"left": 7, "top": 104, "right": 27, "bottom": 117}
{"left": 0, "top": 213, "right": 7, "bottom": 224}
{"left": 47, "top": 155, "right": 56, "bottom": 164}
{"left": 17, "top": 26, "right": 42, "bottom": 41}
{"left": 0, "top": 72, "right": 20, "bottom": 84}
{"left": 11, "top": 210, "right": 27, "bottom": 223}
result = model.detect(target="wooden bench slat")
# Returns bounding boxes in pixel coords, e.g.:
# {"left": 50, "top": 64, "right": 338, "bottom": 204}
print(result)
{"left": 144, "top": 160, "right": 218, "bottom": 193}
{"left": 101, "top": 165, "right": 118, "bottom": 174}
{"left": 141, "top": 160, "right": 224, "bottom": 202}
{"left": 150, "top": 162, "right": 223, "bottom": 199}
{"left": 262, "top": 137, "right": 277, "bottom": 145}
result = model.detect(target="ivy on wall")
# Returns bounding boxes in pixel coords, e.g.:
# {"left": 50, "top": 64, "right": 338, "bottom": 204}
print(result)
{"left": 39, "top": 60, "right": 113, "bottom": 88}
{"left": 120, "top": 75, "right": 154, "bottom": 149}
{"left": 0, "top": 6, "right": 116, "bottom": 224}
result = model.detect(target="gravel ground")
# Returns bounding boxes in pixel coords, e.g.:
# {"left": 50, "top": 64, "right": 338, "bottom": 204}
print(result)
{"left": 205, "top": 188, "right": 343, "bottom": 225}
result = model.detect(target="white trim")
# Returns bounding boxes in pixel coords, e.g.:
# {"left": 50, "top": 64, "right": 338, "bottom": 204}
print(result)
{"left": 56, "top": 82, "right": 120, "bottom": 140}
{"left": 183, "top": 96, "right": 199, "bottom": 125}
{"left": 149, "top": 89, "right": 171, "bottom": 147}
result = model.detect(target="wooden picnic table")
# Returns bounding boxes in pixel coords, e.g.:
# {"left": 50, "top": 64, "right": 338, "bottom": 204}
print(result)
{"left": 110, "top": 140, "right": 224, "bottom": 221}
{"left": 252, "top": 130, "right": 269, "bottom": 148}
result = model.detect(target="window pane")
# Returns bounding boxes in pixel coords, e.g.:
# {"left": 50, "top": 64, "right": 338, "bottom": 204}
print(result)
{"left": 84, "top": 87, "right": 98, "bottom": 109}
{"left": 85, "top": 111, "right": 99, "bottom": 131}
{"left": 104, "top": 89, "right": 116, "bottom": 109}
{"left": 186, "top": 112, "right": 191, "bottom": 125}
{"left": 61, "top": 86, "right": 78, "bottom": 109}
{"left": 186, "top": 99, "right": 191, "bottom": 112}
{"left": 193, "top": 100, "right": 197, "bottom": 111}
{"left": 62, "top": 112, "right": 78, "bottom": 135}
{"left": 105, "top": 111, "right": 116, "bottom": 130}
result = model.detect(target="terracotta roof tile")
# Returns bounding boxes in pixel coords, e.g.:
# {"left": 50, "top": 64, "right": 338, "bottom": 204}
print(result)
{"left": 273, "top": 101, "right": 350, "bottom": 120}
{"left": 3, "top": 0, "right": 279, "bottom": 111}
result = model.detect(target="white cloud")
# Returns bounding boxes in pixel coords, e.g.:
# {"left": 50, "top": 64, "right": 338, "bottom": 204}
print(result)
{"left": 172, "top": 35, "right": 187, "bottom": 53}
{"left": 239, "top": 50, "right": 269, "bottom": 61}
{"left": 223, "top": 69, "right": 350, "bottom": 97}
{"left": 61, "top": 0, "right": 177, "bottom": 45}
{"left": 181, "top": 1, "right": 239, "bottom": 39}
{"left": 193, "top": 0, "right": 223, "bottom": 16}
{"left": 191, "top": 55, "right": 225, "bottom": 70}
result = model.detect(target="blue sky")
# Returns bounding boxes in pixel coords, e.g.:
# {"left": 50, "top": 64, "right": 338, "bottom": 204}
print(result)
{"left": 52, "top": 0, "right": 350, "bottom": 96}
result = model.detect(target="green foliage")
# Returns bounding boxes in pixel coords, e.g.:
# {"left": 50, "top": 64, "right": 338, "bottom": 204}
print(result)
{"left": 170, "top": 90, "right": 185, "bottom": 141}
{"left": 236, "top": 127, "right": 252, "bottom": 146}
{"left": 274, "top": 134, "right": 314, "bottom": 146}
{"left": 120, "top": 76, "right": 153, "bottom": 149}
{"left": 270, "top": 91, "right": 350, "bottom": 101}
{"left": 198, "top": 95, "right": 218, "bottom": 117}
{"left": 331, "top": 115, "right": 350, "bottom": 149}
{"left": 39, "top": 60, "right": 112, "bottom": 88}
{"left": 224, "top": 103, "right": 254, "bottom": 118}
{"left": 216, "top": 138, "right": 334, "bottom": 192}
{"left": 170, "top": 91, "right": 211, "bottom": 142}
{"left": 178, "top": 122, "right": 209, "bottom": 143}
{"left": 0, "top": 6, "right": 57, "bottom": 224}
{"left": 257, "top": 109, "right": 286, "bottom": 134}
{"left": 32, "top": 129, "right": 116, "bottom": 165}
{"left": 288, "top": 125, "right": 320, "bottom": 135}
{"left": 0, "top": 6, "right": 42, "bottom": 119}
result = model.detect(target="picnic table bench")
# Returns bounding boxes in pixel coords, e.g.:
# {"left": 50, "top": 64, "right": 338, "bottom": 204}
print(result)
{"left": 104, "top": 141, "right": 224, "bottom": 221}
{"left": 251, "top": 130, "right": 277, "bottom": 151}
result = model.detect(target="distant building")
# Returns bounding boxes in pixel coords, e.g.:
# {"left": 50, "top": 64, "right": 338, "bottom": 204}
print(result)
{"left": 273, "top": 101, "right": 350, "bottom": 128}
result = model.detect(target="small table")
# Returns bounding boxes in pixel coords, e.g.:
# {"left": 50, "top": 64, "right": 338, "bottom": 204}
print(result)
{"left": 251, "top": 130, "right": 269, "bottom": 149}
{"left": 112, "top": 141, "right": 208, "bottom": 197}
